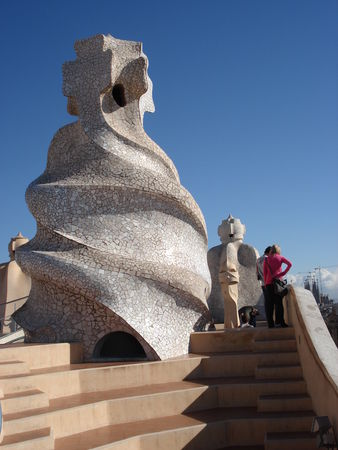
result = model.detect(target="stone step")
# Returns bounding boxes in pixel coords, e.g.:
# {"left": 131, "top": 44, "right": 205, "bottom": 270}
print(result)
{"left": 253, "top": 328, "right": 294, "bottom": 340}
{"left": 190, "top": 328, "right": 295, "bottom": 354}
{"left": 200, "top": 352, "right": 300, "bottom": 378}
{"left": 0, "top": 357, "right": 206, "bottom": 398}
{"left": 49, "top": 376, "right": 305, "bottom": 411}
{"left": 0, "top": 350, "right": 300, "bottom": 401}
{"left": 1, "top": 357, "right": 216, "bottom": 399}
{"left": 218, "top": 447, "right": 265, "bottom": 450}
{"left": 53, "top": 407, "right": 315, "bottom": 449}
{"left": 0, "top": 360, "right": 30, "bottom": 377}
{"left": 0, "top": 375, "right": 311, "bottom": 440}
{"left": 1, "top": 389, "right": 49, "bottom": 415}
{"left": 1, "top": 381, "right": 218, "bottom": 438}
{"left": 253, "top": 339, "right": 297, "bottom": 353}
{"left": 257, "top": 393, "right": 312, "bottom": 412}
{"left": 255, "top": 365, "right": 302, "bottom": 380}
{"left": 264, "top": 431, "right": 317, "bottom": 450}
{"left": 0, "top": 376, "right": 308, "bottom": 442}
{"left": 0, "top": 427, "right": 54, "bottom": 449}
{"left": 0, "top": 343, "right": 82, "bottom": 371}
{"left": 215, "top": 378, "right": 307, "bottom": 408}
{"left": 253, "top": 352, "right": 299, "bottom": 367}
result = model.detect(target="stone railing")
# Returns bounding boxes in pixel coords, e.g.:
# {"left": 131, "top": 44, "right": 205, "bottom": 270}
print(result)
{"left": 0, "top": 296, "right": 27, "bottom": 336}
{"left": 286, "top": 286, "right": 338, "bottom": 441}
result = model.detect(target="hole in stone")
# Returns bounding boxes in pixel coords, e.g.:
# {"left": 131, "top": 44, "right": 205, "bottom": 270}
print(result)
{"left": 112, "top": 84, "right": 126, "bottom": 107}
{"left": 93, "top": 331, "right": 147, "bottom": 361}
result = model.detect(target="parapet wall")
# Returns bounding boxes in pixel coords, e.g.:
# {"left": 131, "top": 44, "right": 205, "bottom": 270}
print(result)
{"left": 286, "top": 286, "right": 338, "bottom": 441}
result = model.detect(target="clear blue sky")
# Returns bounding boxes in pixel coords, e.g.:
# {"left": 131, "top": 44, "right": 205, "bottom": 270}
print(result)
{"left": 1, "top": 1, "right": 337, "bottom": 296}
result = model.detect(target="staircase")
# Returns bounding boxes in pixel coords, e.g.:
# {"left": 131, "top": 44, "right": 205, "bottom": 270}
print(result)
{"left": 0, "top": 327, "right": 317, "bottom": 449}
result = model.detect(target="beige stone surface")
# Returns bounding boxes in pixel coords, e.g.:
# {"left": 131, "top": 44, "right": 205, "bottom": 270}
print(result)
{"left": 0, "top": 342, "right": 82, "bottom": 370}
{"left": 287, "top": 286, "right": 338, "bottom": 441}
{"left": 2, "top": 269, "right": 333, "bottom": 450}
{"left": 0, "top": 326, "right": 317, "bottom": 448}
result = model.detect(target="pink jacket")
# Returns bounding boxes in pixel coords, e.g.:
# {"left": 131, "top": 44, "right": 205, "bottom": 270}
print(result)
{"left": 263, "top": 254, "right": 292, "bottom": 286}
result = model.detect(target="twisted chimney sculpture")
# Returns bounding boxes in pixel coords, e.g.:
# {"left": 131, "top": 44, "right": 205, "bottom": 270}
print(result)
{"left": 13, "top": 34, "right": 211, "bottom": 360}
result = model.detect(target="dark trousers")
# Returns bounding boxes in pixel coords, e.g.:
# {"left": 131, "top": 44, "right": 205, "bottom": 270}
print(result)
{"left": 263, "top": 285, "right": 274, "bottom": 327}
{"left": 265, "top": 284, "right": 286, "bottom": 327}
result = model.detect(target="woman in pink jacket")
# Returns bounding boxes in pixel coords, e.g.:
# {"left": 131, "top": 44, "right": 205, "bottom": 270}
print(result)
{"left": 263, "top": 244, "right": 292, "bottom": 328}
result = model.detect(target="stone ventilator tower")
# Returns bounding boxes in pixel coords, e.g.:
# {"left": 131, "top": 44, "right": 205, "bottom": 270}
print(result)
{"left": 13, "top": 34, "right": 211, "bottom": 360}
{"left": 207, "top": 215, "right": 263, "bottom": 323}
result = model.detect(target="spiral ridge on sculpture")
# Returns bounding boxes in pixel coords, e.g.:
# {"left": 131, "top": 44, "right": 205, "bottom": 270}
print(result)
{"left": 14, "top": 34, "right": 211, "bottom": 360}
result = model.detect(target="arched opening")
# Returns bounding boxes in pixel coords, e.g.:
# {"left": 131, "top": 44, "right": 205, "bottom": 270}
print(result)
{"left": 112, "top": 84, "right": 126, "bottom": 107}
{"left": 93, "top": 331, "right": 147, "bottom": 361}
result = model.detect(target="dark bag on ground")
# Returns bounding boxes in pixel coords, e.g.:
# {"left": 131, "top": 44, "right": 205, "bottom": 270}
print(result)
{"left": 273, "top": 278, "right": 288, "bottom": 297}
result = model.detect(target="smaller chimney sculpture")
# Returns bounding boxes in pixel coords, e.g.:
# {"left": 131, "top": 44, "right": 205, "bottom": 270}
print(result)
{"left": 207, "top": 215, "right": 263, "bottom": 325}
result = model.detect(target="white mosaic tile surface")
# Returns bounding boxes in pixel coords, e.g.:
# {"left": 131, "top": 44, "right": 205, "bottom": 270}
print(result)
{"left": 13, "top": 34, "right": 211, "bottom": 360}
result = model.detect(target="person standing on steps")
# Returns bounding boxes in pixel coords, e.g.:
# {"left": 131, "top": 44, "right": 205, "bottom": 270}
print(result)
{"left": 256, "top": 246, "right": 271, "bottom": 324}
{"left": 263, "top": 244, "right": 292, "bottom": 328}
